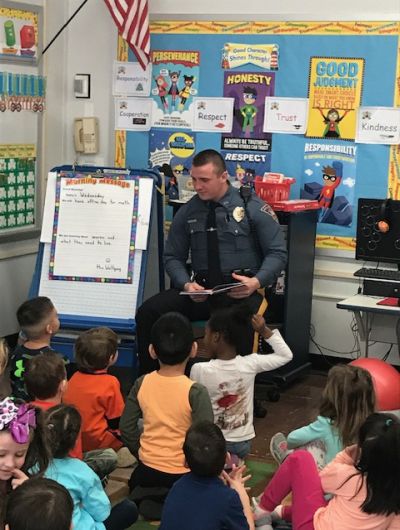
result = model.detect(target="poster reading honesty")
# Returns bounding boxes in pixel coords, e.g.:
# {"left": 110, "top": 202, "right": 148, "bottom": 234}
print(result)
{"left": 221, "top": 71, "right": 275, "bottom": 152}
{"left": 306, "top": 57, "right": 364, "bottom": 141}
{"left": 150, "top": 50, "right": 200, "bottom": 129}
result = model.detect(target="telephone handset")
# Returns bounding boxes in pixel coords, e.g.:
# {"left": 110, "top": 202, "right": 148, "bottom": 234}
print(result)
{"left": 73, "top": 117, "right": 99, "bottom": 154}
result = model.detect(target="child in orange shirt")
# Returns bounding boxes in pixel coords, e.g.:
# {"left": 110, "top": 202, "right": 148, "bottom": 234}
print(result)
{"left": 25, "top": 351, "right": 118, "bottom": 480}
{"left": 63, "top": 327, "right": 134, "bottom": 468}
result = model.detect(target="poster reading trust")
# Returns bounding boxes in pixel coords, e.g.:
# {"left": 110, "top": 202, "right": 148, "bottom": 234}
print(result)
{"left": 221, "top": 71, "right": 275, "bottom": 152}
{"left": 150, "top": 50, "right": 200, "bottom": 129}
{"left": 306, "top": 57, "right": 364, "bottom": 141}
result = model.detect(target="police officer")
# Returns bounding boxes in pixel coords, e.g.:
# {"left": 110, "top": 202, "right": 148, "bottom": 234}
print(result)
{"left": 136, "top": 149, "right": 287, "bottom": 375}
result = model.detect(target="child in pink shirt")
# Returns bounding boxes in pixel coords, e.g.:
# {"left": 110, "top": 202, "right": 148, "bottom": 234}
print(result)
{"left": 254, "top": 413, "right": 400, "bottom": 530}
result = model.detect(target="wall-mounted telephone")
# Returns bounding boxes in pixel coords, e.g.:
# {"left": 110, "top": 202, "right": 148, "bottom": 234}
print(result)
{"left": 73, "top": 117, "right": 99, "bottom": 154}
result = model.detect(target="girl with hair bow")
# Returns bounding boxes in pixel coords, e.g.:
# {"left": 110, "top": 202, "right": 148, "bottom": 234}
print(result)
{"left": 0, "top": 397, "right": 50, "bottom": 529}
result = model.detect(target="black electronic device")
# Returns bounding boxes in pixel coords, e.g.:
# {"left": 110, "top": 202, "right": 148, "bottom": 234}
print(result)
{"left": 363, "top": 280, "right": 400, "bottom": 298}
{"left": 356, "top": 198, "right": 400, "bottom": 265}
{"left": 354, "top": 267, "right": 400, "bottom": 282}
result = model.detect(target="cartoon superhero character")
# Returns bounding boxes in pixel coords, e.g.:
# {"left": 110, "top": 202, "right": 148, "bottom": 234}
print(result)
{"left": 168, "top": 70, "right": 181, "bottom": 110}
{"left": 317, "top": 161, "right": 343, "bottom": 209}
{"left": 154, "top": 74, "right": 169, "bottom": 110}
{"left": 244, "top": 167, "right": 256, "bottom": 185}
{"left": 240, "top": 87, "right": 258, "bottom": 134}
{"left": 318, "top": 108, "right": 350, "bottom": 138}
{"left": 178, "top": 75, "right": 196, "bottom": 110}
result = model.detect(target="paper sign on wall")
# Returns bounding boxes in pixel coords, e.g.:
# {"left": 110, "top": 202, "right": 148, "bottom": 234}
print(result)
{"left": 192, "top": 97, "right": 234, "bottom": 133}
{"left": 355, "top": 107, "right": 400, "bottom": 145}
{"left": 50, "top": 175, "right": 138, "bottom": 282}
{"left": 263, "top": 97, "right": 309, "bottom": 134}
{"left": 115, "top": 97, "right": 152, "bottom": 131}
{"left": 113, "top": 60, "right": 152, "bottom": 96}
{"left": 221, "top": 43, "right": 279, "bottom": 70}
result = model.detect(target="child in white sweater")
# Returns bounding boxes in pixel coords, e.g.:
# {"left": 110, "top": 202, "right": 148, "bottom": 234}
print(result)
{"left": 190, "top": 305, "right": 293, "bottom": 459}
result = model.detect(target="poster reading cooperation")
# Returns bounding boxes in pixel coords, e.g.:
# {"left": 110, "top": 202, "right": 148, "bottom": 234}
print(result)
{"left": 306, "top": 57, "right": 365, "bottom": 141}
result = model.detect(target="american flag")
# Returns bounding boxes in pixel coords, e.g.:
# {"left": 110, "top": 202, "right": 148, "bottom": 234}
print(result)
{"left": 103, "top": 0, "right": 150, "bottom": 69}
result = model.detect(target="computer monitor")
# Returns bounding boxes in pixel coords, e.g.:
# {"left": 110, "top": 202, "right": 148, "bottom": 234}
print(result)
{"left": 356, "top": 198, "right": 400, "bottom": 265}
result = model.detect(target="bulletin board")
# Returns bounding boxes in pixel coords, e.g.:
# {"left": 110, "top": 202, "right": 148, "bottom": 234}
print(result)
{"left": 115, "top": 21, "right": 400, "bottom": 252}
{"left": 0, "top": 1, "right": 44, "bottom": 243}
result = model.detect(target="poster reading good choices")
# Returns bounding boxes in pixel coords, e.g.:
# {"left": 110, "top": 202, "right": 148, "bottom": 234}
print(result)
{"left": 50, "top": 175, "right": 138, "bottom": 282}
{"left": 306, "top": 57, "right": 365, "bottom": 141}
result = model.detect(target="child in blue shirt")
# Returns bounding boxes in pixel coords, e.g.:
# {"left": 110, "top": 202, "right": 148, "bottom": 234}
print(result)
{"left": 44, "top": 404, "right": 138, "bottom": 530}
{"left": 270, "top": 364, "right": 376, "bottom": 469}
{"left": 160, "top": 420, "right": 254, "bottom": 530}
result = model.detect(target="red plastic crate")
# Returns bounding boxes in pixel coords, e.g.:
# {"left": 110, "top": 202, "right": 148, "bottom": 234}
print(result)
{"left": 254, "top": 174, "right": 296, "bottom": 207}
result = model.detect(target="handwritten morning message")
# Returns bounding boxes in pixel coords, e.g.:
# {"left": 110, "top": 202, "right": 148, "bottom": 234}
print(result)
{"left": 50, "top": 176, "right": 136, "bottom": 282}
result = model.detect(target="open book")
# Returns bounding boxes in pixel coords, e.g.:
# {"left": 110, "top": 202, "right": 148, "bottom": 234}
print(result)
{"left": 179, "top": 282, "right": 245, "bottom": 296}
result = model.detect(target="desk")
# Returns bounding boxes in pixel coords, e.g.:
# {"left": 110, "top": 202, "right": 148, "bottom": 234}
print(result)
{"left": 337, "top": 294, "right": 400, "bottom": 357}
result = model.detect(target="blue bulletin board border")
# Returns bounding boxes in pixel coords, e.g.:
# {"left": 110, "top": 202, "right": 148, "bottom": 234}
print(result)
{"left": 116, "top": 21, "right": 400, "bottom": 252}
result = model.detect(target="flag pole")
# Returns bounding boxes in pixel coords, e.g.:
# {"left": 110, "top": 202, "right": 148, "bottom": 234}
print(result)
{"left": 40, "top": 0, "right": 90, "bottom": 59}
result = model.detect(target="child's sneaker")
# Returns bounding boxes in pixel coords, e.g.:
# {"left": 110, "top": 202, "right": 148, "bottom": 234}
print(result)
{"left": 116, "top": 447, "right": 137, "bottom": 468}
{"left": 269, "top": 432, "right": 288, "bottom": 465}
{"left": 252, "top": 497, "right": 273, "bottom": 530}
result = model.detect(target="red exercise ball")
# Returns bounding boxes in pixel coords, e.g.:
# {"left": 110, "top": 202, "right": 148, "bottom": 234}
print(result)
{"left": 350, "top": 358, "right": 400, "bottom": 411}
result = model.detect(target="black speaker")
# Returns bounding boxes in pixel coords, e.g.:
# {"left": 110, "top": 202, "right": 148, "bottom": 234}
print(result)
{"left": 363, "top": 280, "right": 400, "bottom": 297}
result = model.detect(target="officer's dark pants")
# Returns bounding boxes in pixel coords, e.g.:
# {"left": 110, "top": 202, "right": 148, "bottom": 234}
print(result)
{"left": 136, "top": 288, "right": 267, "bottom": 375}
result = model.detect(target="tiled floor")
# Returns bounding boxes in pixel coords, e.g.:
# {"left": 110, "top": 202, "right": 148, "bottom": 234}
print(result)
{"left": 251, "top": 372, "right": 327, "bottom": 464}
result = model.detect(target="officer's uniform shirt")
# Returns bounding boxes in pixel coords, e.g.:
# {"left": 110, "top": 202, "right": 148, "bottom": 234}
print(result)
{"left": 164, "top": 184, "right": 287, "bottom": 290}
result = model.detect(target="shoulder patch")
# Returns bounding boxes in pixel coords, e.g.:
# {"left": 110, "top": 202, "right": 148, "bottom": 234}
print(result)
{"left": 260, "top": 203, "right": 279, "bottom": 222}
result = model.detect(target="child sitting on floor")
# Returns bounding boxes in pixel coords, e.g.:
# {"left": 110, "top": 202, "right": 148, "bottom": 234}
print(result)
{"left": 120, "top": 312, "right": 213, "bottom": 520}
{"left": 44, "top": 404, "right": 138, "bottom": 530}
{"left": 63, "top": 327, "right": 134, "bottom": 468}
{"left": 190, "top": 306, "right": 293, "bottom": 460}
{"left": 160, "top": 420, "right": 255, "bottom": 530}
{"left": 25, "top": 352, "right": 117, "bottom": 480}
{"left": 0, "top": 398, "right": 51, "bottom": 529}
{"left": 270, "top": 364, "right": 376, "bottom": 469}
{"left": 254, "top": 413, "right": 400, "bottom": 530}
{"left": 5, "top": 477, "right": 74, "bottom": 530}
{"left": 10, "top": 296, "right": 68, "bottom": 400}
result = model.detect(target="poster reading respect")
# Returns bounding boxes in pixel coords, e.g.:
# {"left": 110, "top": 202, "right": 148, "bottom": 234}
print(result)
{"left": 306, "top": 57, "right": 365, "bottom": 141}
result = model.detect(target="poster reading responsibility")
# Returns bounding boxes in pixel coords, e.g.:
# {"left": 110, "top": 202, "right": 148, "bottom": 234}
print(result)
{"left": 221, "top": 71, "right": 275, "bottom": 152}
{"left": 306, "top": 57, "right": 365, "bottom": 141}
{"left": 300, "top": 142, "right": 357, "bottom": 227}
{"left": 150, "top": 50, "right": 200, "bottom": 129}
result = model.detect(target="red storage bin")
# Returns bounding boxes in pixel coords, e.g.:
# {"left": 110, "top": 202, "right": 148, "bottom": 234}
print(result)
{"left": 254, "top": 174, "right": 296, "bottom": 208}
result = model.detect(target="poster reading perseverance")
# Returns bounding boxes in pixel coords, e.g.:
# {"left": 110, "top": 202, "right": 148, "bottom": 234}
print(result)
{"left": 150, "top": 50, "right": 200, "bottom": 129}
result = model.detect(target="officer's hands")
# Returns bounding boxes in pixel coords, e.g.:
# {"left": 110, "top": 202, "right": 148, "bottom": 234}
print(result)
{"left": 183, "top": 281, "right": 209, "bottom": 303}
{"left": 228, "top": 273, "right": 261, "bottom": 299}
